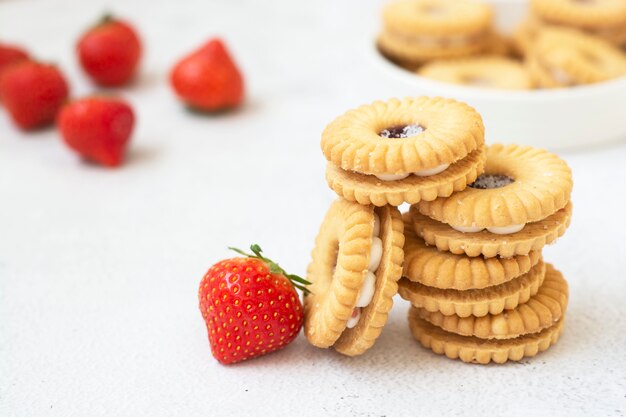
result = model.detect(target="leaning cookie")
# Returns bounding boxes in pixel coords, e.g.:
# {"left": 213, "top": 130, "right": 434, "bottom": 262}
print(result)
{"left": 322, "top": 97, "right": 486, "bottom": 207}
{"left": 303, "top": 199, "right": 404, "bottom": 356}
{"left": 526, "top": 28, "right": 626, "bottom": 88}
{"left": 408, "top": 307, "right": 565, "bottom": 364}
{"left": 399, "top": 259, "right": 546, "bottom": 318}
{"left": 415, "top": 263, "right": 568, "bottom": 340}
{"left": 418, "top": 56, "right": 534, "bottom": 90}
{"left": 530, "top": 0, "right": 626, "bottom": 46}
{"left": 412, "top": 143, "right": 573, "bottom": 258}
{"left": 378, "top": 0, "right": 493, "bottom": 66}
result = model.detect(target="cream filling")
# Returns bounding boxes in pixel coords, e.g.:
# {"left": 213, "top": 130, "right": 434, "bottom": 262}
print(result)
{"left": 346, "top": 213, "right": 382, "bottom": 329}
{"left": 346, "top": 307, "right": 361, "bottom": 328}
{"left": 373, "top": 163, "right": 450, "bottom": 181}
{"left": 450, "top": 223, "right": 526, "bottom": 234}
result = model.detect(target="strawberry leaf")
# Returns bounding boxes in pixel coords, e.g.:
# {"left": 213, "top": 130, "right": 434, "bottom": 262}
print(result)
{"left": 228, "top": 244, "right": 312, "bottom": 295}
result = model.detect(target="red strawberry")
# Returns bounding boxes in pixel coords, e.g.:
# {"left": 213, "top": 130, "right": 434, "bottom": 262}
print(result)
{"left": 0, "top": 43, "right": 29, "bottom": 75}
{"left": 77, "top": 15, "right": 142, "bottom": 86}
{"left": 57, "top": 97, "right": 134, "bottom": 167}
{"left": 199, "top": 244, "right": 310, "bottom": 365}
{"left": 170, "top": 38, "right": 244, "bottom": 112}
{"left": 0, "top": 61, "right": 69, "bottom": 130}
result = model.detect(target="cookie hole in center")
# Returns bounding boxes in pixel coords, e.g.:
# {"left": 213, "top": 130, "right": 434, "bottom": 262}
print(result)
{"left": 379, "top": 124, "right": 425, "bottom": 139}
{"left": 469, "top": 174, "right": 515, "bottom": 189}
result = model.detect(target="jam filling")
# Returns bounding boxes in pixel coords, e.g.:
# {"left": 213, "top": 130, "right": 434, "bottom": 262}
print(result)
{"left": 469, "top": 174, "right": 514, "bottom": 189}
{"left": 379, "top": 124, "right": 425, "bottom": 139}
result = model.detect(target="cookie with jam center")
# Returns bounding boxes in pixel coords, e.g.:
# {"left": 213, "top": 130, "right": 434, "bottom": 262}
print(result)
{"left": 378, "top": 0, "right": 493, "bottom": 64}
{"left": 418, "top": 56, "right": 534, "bottom": 90}
{"left": 417, "top": 143, "right": 573, "bottom": 228}
{"left": 321, "top": 97, "right": 486, "bottom": 206}
{"left": 303, "top": 199, "right": 404, "bottom": 356}
{"left": 526, "top": 27, "right": 626, "bottom": 88}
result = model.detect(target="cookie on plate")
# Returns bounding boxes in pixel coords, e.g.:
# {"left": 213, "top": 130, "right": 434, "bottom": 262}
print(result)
{"left": 412, "top": 143, "right": 573, "bottom": 258}
{"left": 378, "top": 0, "right": 493, "bottom": 66}
{"left": 418, "top": 56, "right": 534, "bottom": 90}
{"left": 303, "top": 199, "right": 404, "bottom": 356}
{"left": 526, "top": 27, "right": 626, "bottom": 88}
{"left": 530, "top": 0, "right": 626, "bottom": 46}
{"left": 322, "top": 96, "right": 486, "bottom": 207}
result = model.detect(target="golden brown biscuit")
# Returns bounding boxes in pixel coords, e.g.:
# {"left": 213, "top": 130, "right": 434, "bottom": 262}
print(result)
{"left": 417, "top": 144, "right": 573, "bottom": 229}
{"left": 378, "top": 32, "right": 487, "bottom": 64}
{"left": 304, "top": 199, "right": 404, "bottom": 356}
{"left": 410, "top": 202, "right": 572, "bottom": 258}
{"left": 418, "top": 56, "right": 533, "bottom": 90}
{"left": 530, "top": 0, "right": 626, "bottom": 42}
{"left": 527, "top": 27, "right": 626, "bottom": 88}
{"left": 321, "top": 97, "right": 486, "bottom": 206}
{"left": 416, "top": 263, "right": 567, "bottom": 339}
{"left": 408, "top": 307, "right": 565, "bottom": 364}
{"left": 399, "top": 259, "right": 546, "bottom": 317}
{"left": 403, "top": 216, "right": 542, "bottom": 289}
{"left": 325, "top": 146, "right": 485, "bottom": 207}
{"left": 378, "top": 0, "right": 493, "bottom": 65}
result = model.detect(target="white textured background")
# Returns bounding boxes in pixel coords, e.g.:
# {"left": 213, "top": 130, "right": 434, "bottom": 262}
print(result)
{"left": 1, "top": 0, "right": 625, "bottom": 416}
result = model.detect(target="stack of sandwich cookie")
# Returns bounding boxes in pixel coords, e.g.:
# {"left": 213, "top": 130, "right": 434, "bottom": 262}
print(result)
{"left": 401, "top": 143, "right": 573, "bottom": 364}
{"left": 378, "top": 0, "right": 493, "bottom": 68}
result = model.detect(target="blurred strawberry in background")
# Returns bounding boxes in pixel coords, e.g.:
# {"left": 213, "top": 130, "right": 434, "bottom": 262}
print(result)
{"left": 0, "top": 61, "right": 69, "bottom": 130}
{"left": 0, "top": 43, "right": 30, "bottom": 76}
{"left": 170, "top": 38, "right": 244, "bottom": 112}
{"left": 77, "top": 15, "right": 142, "bottom": 87}
{"left": 58, "top": 97, "right": 135, "bottom": 167}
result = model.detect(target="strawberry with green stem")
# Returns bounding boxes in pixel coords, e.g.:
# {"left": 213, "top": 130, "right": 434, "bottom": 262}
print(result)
{"left": 199, "top": 244, "right": 311, "bottom": 364}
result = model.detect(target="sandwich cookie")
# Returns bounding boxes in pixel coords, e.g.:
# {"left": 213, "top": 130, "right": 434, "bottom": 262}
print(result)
{"left": 418, "top": 56, "right": 534, "bottom": 90}
{"left": 414, "top": 263, "right": 568, "bottom": 339}
{"left": 322, "top": 96, "right": 486, "bottom": 207}
{"left": 526, "top": 27, "right": 626, "bottom": 88}
{"left": 378, "top": 0, "right": 493, "bottom": 66}
{"left": 408, "top": 307, "right": 565, "bottom": 364}
{"left": 402, "top": 216, "right": 543, "bottom": 290}
{"left": 303, "top": 199, "right": 404, "bottom": 356}
{"left": 412, "top": 143, "right": 573, "bottom": 258}
{"left": 530, "top": 0, "right": 626, "bottom": 46}
{"left": 399, "top": 258, "right": 546, "bottom": 318}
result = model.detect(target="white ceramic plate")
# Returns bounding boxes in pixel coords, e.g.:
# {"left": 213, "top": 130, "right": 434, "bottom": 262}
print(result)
{"left": 371, "top": 0, "right": 626, "bottom": 150}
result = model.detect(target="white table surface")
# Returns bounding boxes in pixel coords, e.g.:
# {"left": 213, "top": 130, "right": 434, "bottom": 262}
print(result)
{"left": 1, "top": 0, "right": 626, "bottom": 416}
